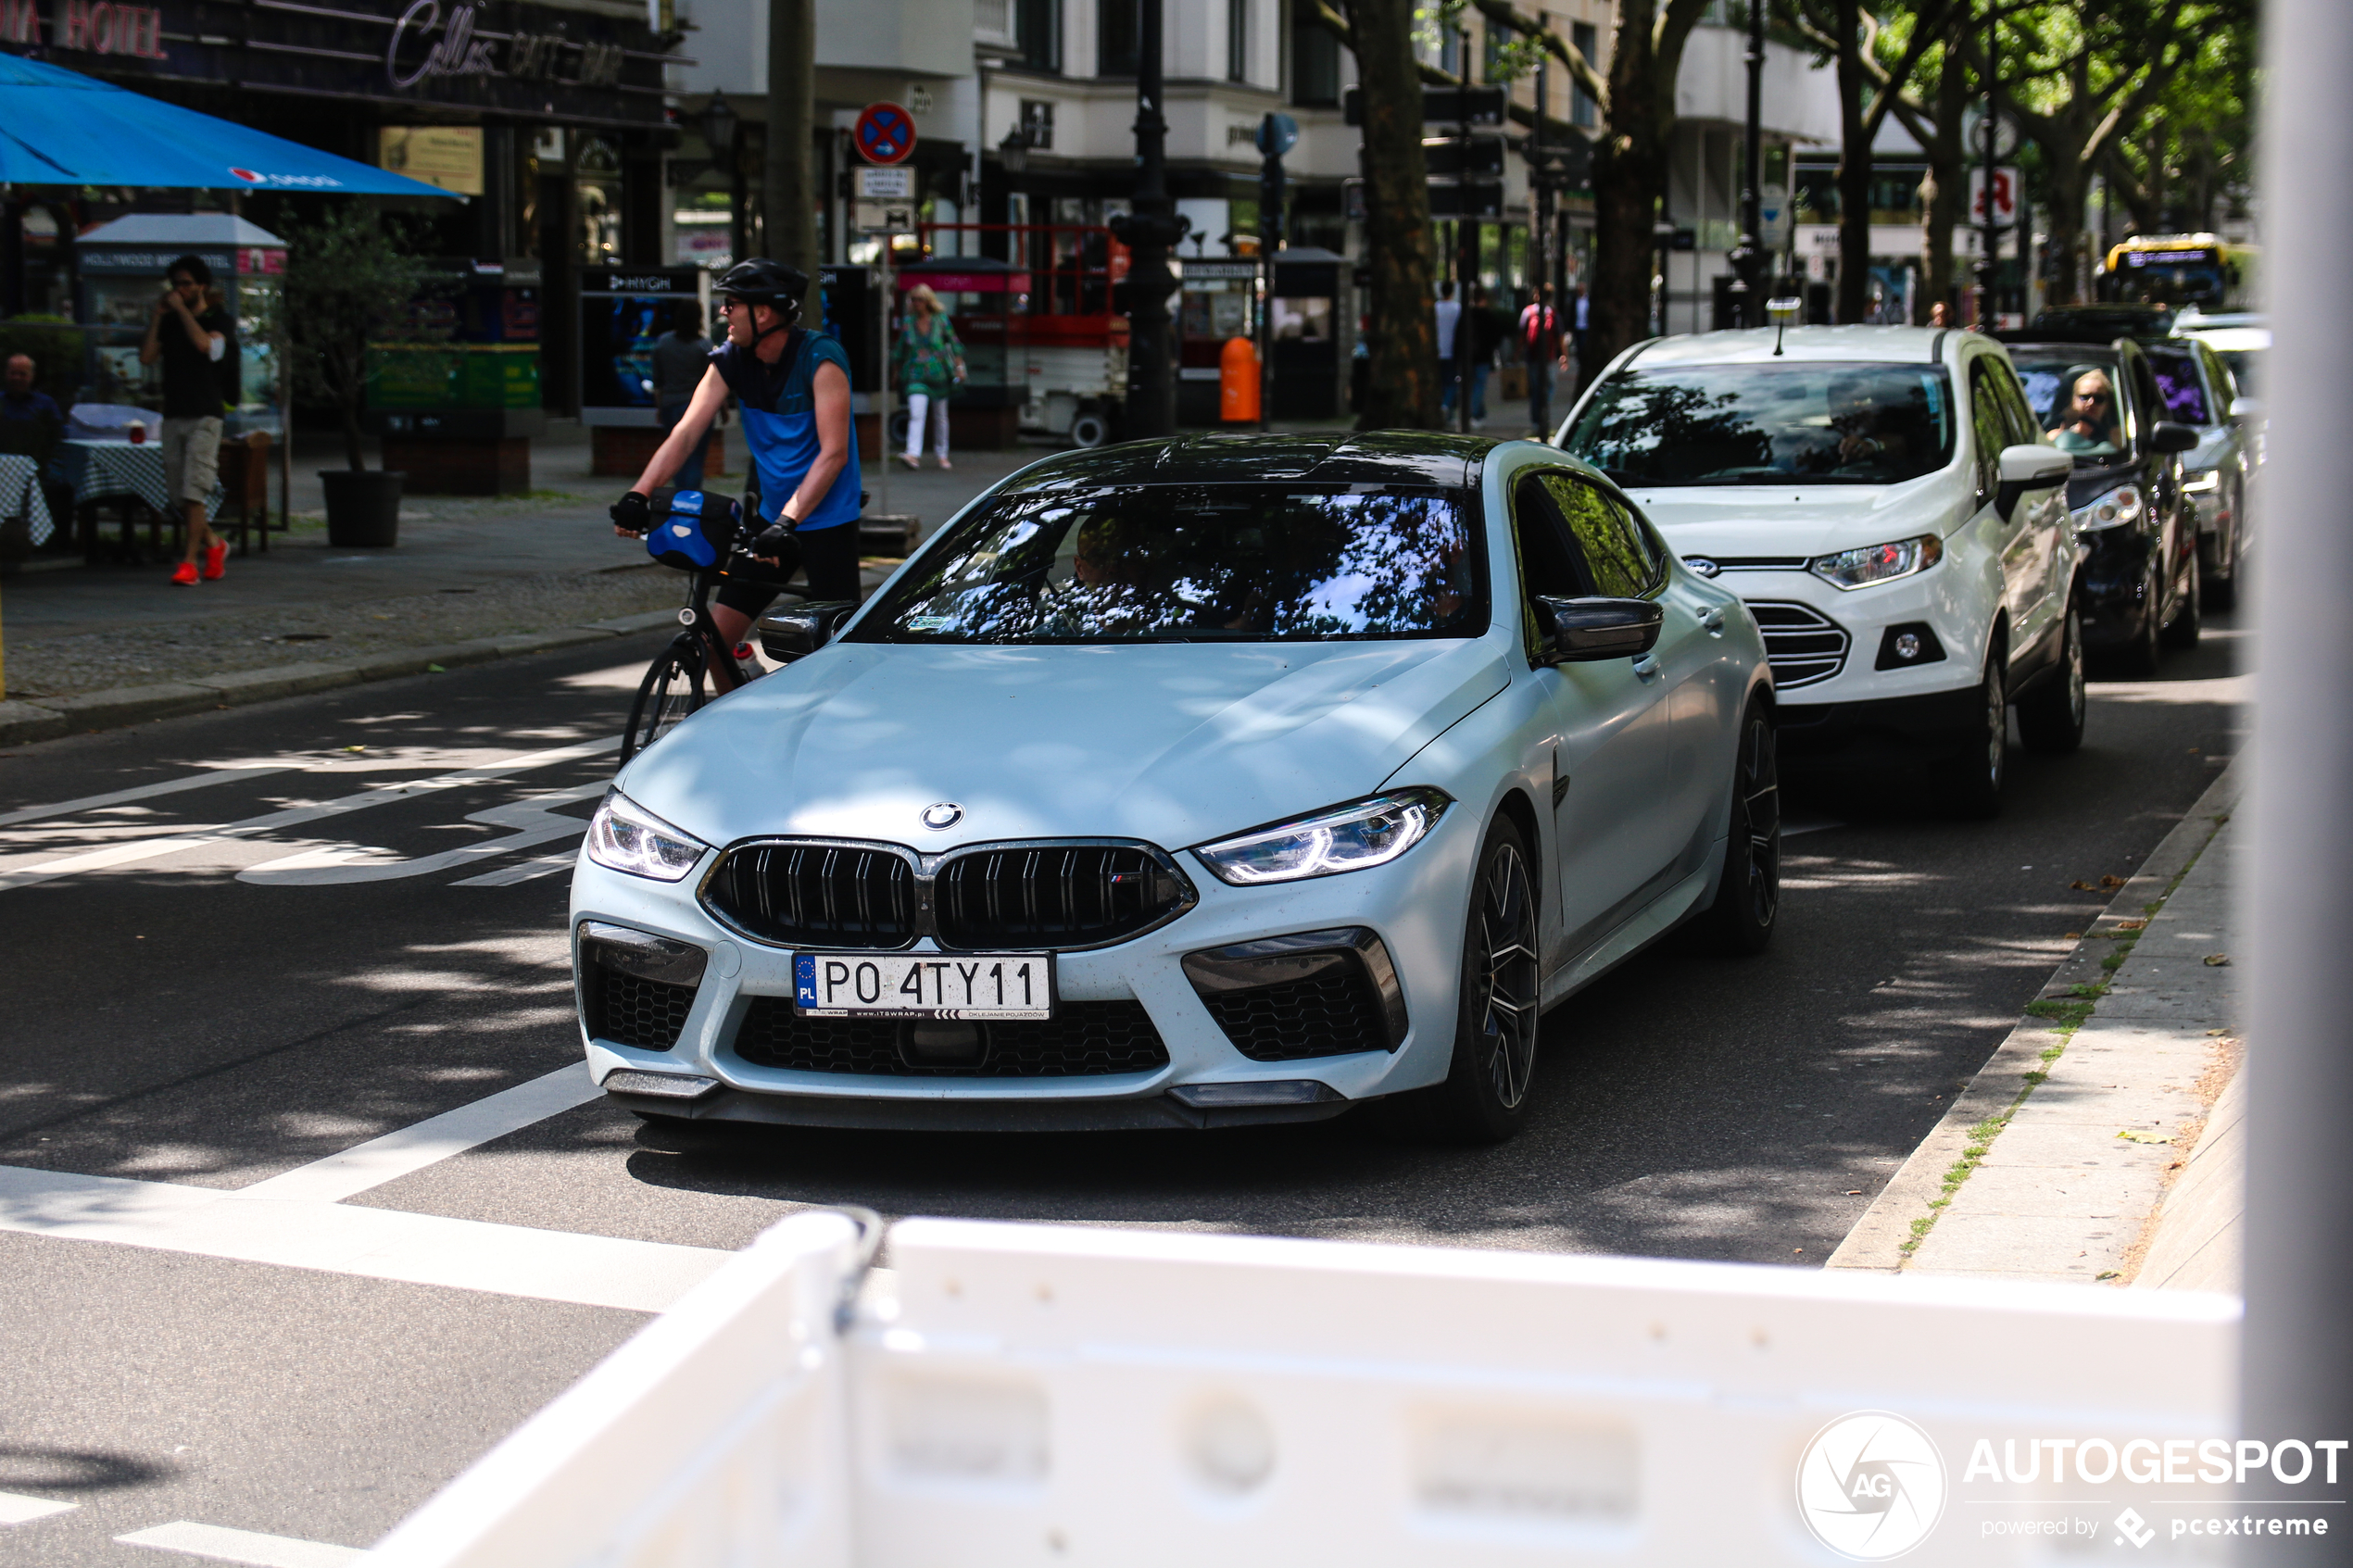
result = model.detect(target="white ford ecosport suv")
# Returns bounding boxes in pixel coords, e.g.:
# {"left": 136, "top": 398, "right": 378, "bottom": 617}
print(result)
{"left": 1554, "top": 325, "right": 2080, "bottom": 814}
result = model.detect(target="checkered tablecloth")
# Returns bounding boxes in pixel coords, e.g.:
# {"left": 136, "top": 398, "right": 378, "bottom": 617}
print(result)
{"left": 0, "top": 454, "right": 54, "bottom": 546}
{"left": 59, "top": 439, "right": 224, "bottom": 526}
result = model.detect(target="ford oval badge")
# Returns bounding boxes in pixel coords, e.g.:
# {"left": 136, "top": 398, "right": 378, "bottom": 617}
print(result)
{"left": 1682, "top": 556, "right": 1722, "bottom": 578}
{"left": 921, "top": 802, "right": 963, "bottom": 831}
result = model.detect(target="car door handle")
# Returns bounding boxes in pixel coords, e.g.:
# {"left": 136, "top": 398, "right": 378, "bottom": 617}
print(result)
{"left": 1632, "top": 654, "right": 1663, "bottom": 680}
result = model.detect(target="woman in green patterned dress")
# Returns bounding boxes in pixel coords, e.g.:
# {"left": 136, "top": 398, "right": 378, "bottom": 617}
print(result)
{"left": 892, "top": 283, "right": 966, "bottom": 470}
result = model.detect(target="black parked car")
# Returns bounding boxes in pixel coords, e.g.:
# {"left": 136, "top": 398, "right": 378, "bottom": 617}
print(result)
{"left": 1995, "top": 334, "right": 2201, "bottom": 675}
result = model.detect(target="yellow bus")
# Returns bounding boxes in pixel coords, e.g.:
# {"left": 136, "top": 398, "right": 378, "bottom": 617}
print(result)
{"left": 2097, "top": 232, "right": 2257, "bottom": 313}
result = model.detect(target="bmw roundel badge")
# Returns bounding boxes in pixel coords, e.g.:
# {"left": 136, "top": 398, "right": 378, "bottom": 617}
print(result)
{"left": 921, "top": 802, "right": 963, "bottom": 830}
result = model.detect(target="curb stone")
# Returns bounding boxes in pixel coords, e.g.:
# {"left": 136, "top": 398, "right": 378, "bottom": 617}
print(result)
{"left": 1825, "top": 759, "right": 2246, "bottom": 1274}
{"left": 0, "top": 621, "right": 671, "bottom": 746}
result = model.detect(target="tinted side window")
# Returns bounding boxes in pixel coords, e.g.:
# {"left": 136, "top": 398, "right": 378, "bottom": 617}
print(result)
{"left": 1967, "top": 358, "right": 2008, "bottom": 500}
{"left": 1988, "top": 359, "right": 2040, "bottom": 448}
{"left": 1542, "top": 473, "right": 1658, "bottom": 597}
{"left": 1512, "top": 473, "right": 1585, "bottom": 654}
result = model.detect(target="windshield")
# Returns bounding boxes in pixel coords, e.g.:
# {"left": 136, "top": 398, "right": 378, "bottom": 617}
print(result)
{"left": 1560, "top": 361, "right": 1955, "bottom": 486}
{"left": 2145, "top": 349, "right": 2211, "bottom": 425}
{"left": 849, "top": 484, "right": 1485, "bottom": 646}
{"left": 2011, "top": 348, "right": 2129, "bottom": 459}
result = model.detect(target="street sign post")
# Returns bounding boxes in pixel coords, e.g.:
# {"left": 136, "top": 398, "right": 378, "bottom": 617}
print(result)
{"left": 853, "top": 102, "right": 915, "bottom": 166}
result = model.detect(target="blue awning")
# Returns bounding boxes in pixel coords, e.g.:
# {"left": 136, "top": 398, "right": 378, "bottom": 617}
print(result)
{"left": 0, "top": 53, "right": 461, "bottom": 197}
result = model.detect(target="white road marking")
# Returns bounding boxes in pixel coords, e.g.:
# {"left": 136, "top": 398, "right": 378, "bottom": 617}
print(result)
{"left": 450, "top": 848, "right": 578, "bottom": 886}
{"left": 237, "top": 1065, "right": 601, "bottom": 1205}
{"left": 0, "top": 1161, "right": 726, "bottom": 1313}
{"left": 0, "top": 763, "right": 300, "bottom": 830}
{"left": 0, "top": 1490, "right": 78, "bottom": 1524}
{"left": 0, "top": 738, "right": 614, "bottom": 895}
{"left": 237, "top": 784, "right": 604, "bottom": 886}
{"left": 116, "top": 1520, "right": 368, "bottom": 1566}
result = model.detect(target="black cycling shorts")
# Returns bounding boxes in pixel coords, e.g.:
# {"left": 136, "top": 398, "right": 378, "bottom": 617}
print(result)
{"left": 714, "top": 520, "right": 862, "bottom": 618}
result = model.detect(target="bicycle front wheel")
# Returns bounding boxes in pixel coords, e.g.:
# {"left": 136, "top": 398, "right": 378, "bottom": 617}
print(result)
{"left": 621, "top": 640, "right": 707, "bottom": 764}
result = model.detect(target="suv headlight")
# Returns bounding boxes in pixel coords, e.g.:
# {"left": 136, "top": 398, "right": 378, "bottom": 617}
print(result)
{"left": 2072, "top": 483, "right": 2145, "bottom": 533}
{"left": 1192, "top": 788, "right": 1452, "bottom": 886}
{"left": 585, "top": 788, "right": 709, "bottom": 882}
{"left": 1807, "top": 533, "right": 1943, "bottom": 591}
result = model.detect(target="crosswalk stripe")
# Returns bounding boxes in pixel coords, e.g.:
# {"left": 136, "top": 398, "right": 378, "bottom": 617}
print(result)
{"left": 0, "top": 1490, "right": 78, "bottom": 1524}
{"left": 116, "top": 1520, "right": 368, "bottom": 1565}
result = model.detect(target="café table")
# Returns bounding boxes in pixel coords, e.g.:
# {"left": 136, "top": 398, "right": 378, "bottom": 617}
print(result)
{"left": 0, "top": 453, "right": 54, "bottom": 546}
{"left": 57, "top": 437, "right": 223, "bottom": 561}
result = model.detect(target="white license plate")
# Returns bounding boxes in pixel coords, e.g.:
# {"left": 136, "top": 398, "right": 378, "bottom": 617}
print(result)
{"left": 793, "top": 952, "right": 1054, "bottom": 1020}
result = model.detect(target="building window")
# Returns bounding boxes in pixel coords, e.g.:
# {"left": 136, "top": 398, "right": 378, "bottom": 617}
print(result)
{"left": 1019, "top": 98, "right": 1055, "bottom": 151}
{"left": 1483, "top": 22, "right": 1512, "bottom": 83}
{"left": 1290, "top": 6, "right": 1340, "bottom": 106}
{"left": 1227, "top": 0, "right": 1248, "bottom": 82}
{"left": 1571, "top": 21, "right": 1598, "bottom": 129}
{"left": 1018, "top": 0, "right": 1060, "bottom": 72}
{"left": 1099, "top": 0, "right": 1139, "bottom": 76}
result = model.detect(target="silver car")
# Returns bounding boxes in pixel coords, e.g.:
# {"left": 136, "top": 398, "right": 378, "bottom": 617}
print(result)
{"left": 2147, "top": 332, "right": 2259, "bottom": 610}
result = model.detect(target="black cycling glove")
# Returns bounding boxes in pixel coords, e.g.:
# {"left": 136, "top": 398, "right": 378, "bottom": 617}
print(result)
{"left": 752, "top": 519, "right": 798, "bottom": 557}
{"left": 610, "top": 491, "right": 652, "bottom": 533}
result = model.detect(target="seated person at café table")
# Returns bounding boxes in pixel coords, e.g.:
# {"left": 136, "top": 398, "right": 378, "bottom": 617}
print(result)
{"left": 0, "top": 353, "right": 64, "bottom": 466}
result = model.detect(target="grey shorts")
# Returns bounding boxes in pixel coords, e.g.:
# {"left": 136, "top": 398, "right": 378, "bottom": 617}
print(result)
{"left": 162, "top": 416, "right": 222, "bottom": 505}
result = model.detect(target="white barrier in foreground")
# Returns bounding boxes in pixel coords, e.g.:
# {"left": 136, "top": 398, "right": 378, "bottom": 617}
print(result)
{"left": 371, "top": 1215, "right": 2238, "bottom": 1567}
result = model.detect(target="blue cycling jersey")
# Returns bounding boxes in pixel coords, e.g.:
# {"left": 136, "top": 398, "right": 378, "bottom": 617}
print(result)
{"left": 711, "top": 331, "right": 862, "bottom": 530}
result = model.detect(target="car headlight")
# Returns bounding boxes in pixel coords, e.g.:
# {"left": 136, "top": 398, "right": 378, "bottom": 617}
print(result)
{"left": 1192, "top": 788, "right": 1452, "bottom": 886}
{"left": 2072, "top": 483, "right": 2145, "bottom": 533}
{"left": 1807, "top": 533, "right": 1943, "bottom": 591}
{"left": 585, "top": 788, "right": 709, "bottom": 882}
{"left": 2183, "top": 469, "right": 2221, "bottom": 495}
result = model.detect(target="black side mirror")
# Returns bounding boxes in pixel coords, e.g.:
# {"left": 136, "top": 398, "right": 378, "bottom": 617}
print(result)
{"left": 757, "top": 599, "right": 859, "bottom": 663}
{"left": 2149, "top": 420, "right": 2198, "bottom": 454}
{"left": 1532, "top": 596, "right": 1664, "bottom": 663}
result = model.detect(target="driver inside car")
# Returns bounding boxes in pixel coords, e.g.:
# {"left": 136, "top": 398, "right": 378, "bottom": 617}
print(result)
{"left": 2047, "top": 367, "right": 2126, "bottom": 454}
{"left": 1818, "top": 375, "right": 1913, "bottom": 470}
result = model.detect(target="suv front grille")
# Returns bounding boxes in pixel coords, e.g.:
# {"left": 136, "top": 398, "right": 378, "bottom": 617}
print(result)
{"left": 702, "top": 843, "right": 918, "bottom": 950}
{"left": 935, "top": 845, "right": 1190, "bottom": 949}
{"left": 1202, "top": 968, "right": 1390, "bottom": 1060}
{"left": 731, "top": 996, "right": 1170, "bottom": 1077}
{"left": 1746, "top": 601, "right": 1852, "bottom": 690}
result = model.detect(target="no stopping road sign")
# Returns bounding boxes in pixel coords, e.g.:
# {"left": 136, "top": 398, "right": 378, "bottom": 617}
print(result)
{"left": 855, "top": 103, "right": 916, "bottom": 166}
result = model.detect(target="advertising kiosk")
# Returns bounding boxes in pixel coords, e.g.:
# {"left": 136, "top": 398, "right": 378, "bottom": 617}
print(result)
{"left": 364, "top": 257, "right": 546, "bottom": 495}
{"left": 1178, "top": 257, "right": 1259, "bottom": 425}
{"left": 74, "top": 214, "right": 283, "bottom": 437}
{"left": 1269, "top": 247, "right": 1346, "bottom": 421}
{"left": 577, "top": 265, "right": 714, "bottom": 479}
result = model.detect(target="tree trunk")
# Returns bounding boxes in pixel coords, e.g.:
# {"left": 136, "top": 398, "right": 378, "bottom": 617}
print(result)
{"left": 1343, "top": 0, "right": 1440, "bottom": 429}
{"left": 1911, "top": 58, "right": 1969, "bottom": 324}
{"left": 2040, "top": 158, "right": 2093, "bottom": 307}
{"left": 1584, "top": 0, "right": 1670, "bottom": 393}
{"left": 1834, "top": 0, "right": 1871, "bottom": 323}
{"left": 764, "top": 0, "right": 820, "bottom": 318}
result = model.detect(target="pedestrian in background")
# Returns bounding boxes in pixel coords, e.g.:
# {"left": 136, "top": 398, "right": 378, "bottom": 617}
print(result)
{"left": 893, "top": 283, "right": 964, "bottom": 470}
{"left": 1570, "top": 282, "right": 1592, "bottom": 386}
{"left": 141, "top": 254, "right": 233, "bottom": 587}
{"left": 1519, "top": 284, "right": 1561, "bottom": 436}
{"left": 1434, "top": 281, "right": 1462, "bottom": 414}
{"left": 1929, "top": 300, "right": 1953, "bottom": 328}
{"left": 651, "top": 300, "right": 714, "bottom": 491}
{"left": 1457, "top": 282, "right": 1506, "bottom": 425}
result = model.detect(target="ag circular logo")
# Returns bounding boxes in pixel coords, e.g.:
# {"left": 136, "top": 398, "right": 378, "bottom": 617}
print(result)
{"left": 1794, "top": 1411, "right": 1947, "bottom": 1561}
{"left": 920, "top": 802, "right": 963, "bottom": 830}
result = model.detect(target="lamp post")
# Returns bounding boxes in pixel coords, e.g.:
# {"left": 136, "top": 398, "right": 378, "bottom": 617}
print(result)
{"left": 699, "top": 91, "right": 744, "bottom": 269}
{"left": 1109, "top": 0, "right": 1186, "bottom": 438}
{"left": 1724, "top": 0, "right": 1767, "bottom": 328}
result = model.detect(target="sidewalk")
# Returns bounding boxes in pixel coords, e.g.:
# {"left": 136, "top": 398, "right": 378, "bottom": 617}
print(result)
{"left": 1828, "top": 762, "right": 2246, "bottom": 1290}
{"left": 0, "top": 422, "right": 1035, "bottom": 737}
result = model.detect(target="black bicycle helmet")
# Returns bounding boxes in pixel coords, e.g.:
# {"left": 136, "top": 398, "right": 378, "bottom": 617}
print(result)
{"left": 716, "top": 257, "right": 806, "bottom": 310}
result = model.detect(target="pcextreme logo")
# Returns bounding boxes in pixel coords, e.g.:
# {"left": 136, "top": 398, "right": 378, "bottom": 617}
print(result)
{"left": 1796, "top": 1411, "right": 1949, "bottom": 1561}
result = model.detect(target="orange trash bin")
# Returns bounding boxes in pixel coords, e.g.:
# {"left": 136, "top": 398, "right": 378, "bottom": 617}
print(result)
{"left": 1219, "top": 336, "right": 1260, "bottom": 423}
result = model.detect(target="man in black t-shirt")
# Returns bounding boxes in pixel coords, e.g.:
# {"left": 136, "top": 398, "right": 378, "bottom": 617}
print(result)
{"left": 140, "top": 253, "right": 235, "bottom": 586}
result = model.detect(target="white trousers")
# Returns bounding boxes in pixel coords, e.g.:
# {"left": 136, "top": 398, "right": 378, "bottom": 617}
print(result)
{"left": 903, "top": 392, "right": 950, "bottom": 460}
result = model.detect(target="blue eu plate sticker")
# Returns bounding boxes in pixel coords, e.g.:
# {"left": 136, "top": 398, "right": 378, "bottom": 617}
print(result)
{"left": 795, "top": 953, "right": 817, "bottom": 1007}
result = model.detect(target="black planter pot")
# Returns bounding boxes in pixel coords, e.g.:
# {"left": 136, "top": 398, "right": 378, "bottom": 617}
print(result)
{"left": 321, "top": 470, "right": 404, "bottom": 547}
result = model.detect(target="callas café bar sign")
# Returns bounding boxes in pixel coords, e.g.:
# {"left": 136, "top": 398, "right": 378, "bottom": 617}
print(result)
{"left": 0, "top": 0, "right": 673, "bottom": 127}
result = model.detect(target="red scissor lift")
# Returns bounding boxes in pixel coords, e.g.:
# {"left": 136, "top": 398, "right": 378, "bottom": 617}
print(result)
{"left": 910, "top": 224, "right": 1130, "bottom": 447}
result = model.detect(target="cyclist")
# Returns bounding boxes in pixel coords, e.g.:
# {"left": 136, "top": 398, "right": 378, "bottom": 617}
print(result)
{"left": 610, "top": 257, "right": 862, "bottom": 667}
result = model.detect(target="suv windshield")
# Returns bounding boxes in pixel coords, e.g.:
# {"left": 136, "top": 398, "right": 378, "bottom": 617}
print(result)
{"left": 849, "top": 484, "right": 1485, "bottom": 646}
{"left": 1560, "top": 361, "right": 1956, "bottom": 486}
{"left": 2010, "top": 347, "right": 2130, "bottom": 459}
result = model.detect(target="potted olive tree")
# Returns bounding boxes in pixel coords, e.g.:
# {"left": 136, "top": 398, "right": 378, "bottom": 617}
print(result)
{"left": 279, "top": 207, "right": 439, "bottom": 546}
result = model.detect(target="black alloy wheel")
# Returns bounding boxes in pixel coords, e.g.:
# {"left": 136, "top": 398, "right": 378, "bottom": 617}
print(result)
{"left": 2116, "top": 561, "right": 2165, "bottom": 678}
{"left": 1699, "top": 700, "right": 1780, "bottom": 954}
{"left": 2018, "top": 608, "right": 2088, "bottom": 754}
{"left": 1406, "top": 818, "right": 1543, "bottom": 1144}
{"left": 1944, "top": 647, "right": 2008, "bottom": 819}
{"left": 621, "top": 637, "right": 709, "bottom": 764}
{"left": 2162, "top": 546, "right": 2203, "bottom": 650}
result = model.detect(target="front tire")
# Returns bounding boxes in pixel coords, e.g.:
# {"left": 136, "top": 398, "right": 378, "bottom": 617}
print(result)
{"left": 1943, "top": 647, "right": 2007, "bottom": 819}
{"left": 1697, "top": 700, "right": 1780, "bottom": 954}
{"left": 2017, "top": 608, "right": 2087, "bottom": 754}
{"left": 621, "top": 639, "right": 708, "bottom": 765}
{"left": 1401, "top": 818, "right": 1543, "bottom": 1144}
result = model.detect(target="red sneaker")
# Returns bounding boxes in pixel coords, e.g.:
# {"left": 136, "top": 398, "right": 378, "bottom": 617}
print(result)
{"left": 170, "top": 561, "right": 200, "bottom": 586}
{"left": 202, "top": 541, "right": 228, "bottom": 580}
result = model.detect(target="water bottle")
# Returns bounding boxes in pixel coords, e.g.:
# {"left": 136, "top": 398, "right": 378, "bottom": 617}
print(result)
{"left": 732, "top": 642, "right": 762, "bottom": 683}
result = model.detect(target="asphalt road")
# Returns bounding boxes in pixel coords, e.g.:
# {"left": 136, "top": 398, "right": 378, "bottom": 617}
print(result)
{"left": 0, "top": 615, "right": 2247, "bottom": 1564}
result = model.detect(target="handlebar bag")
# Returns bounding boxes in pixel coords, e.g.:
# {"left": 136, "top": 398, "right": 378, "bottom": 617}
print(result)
{"left": 646, "top": 490, "right": 740, "bottom": 571}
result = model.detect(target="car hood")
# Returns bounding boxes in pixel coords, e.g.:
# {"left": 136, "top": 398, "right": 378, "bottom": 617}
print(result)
{"left": 619, "top": 638, "right": 1511, "bottom": 854}
{"left": 1625, "top": 473, "right": 1969, "bottom": 559}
